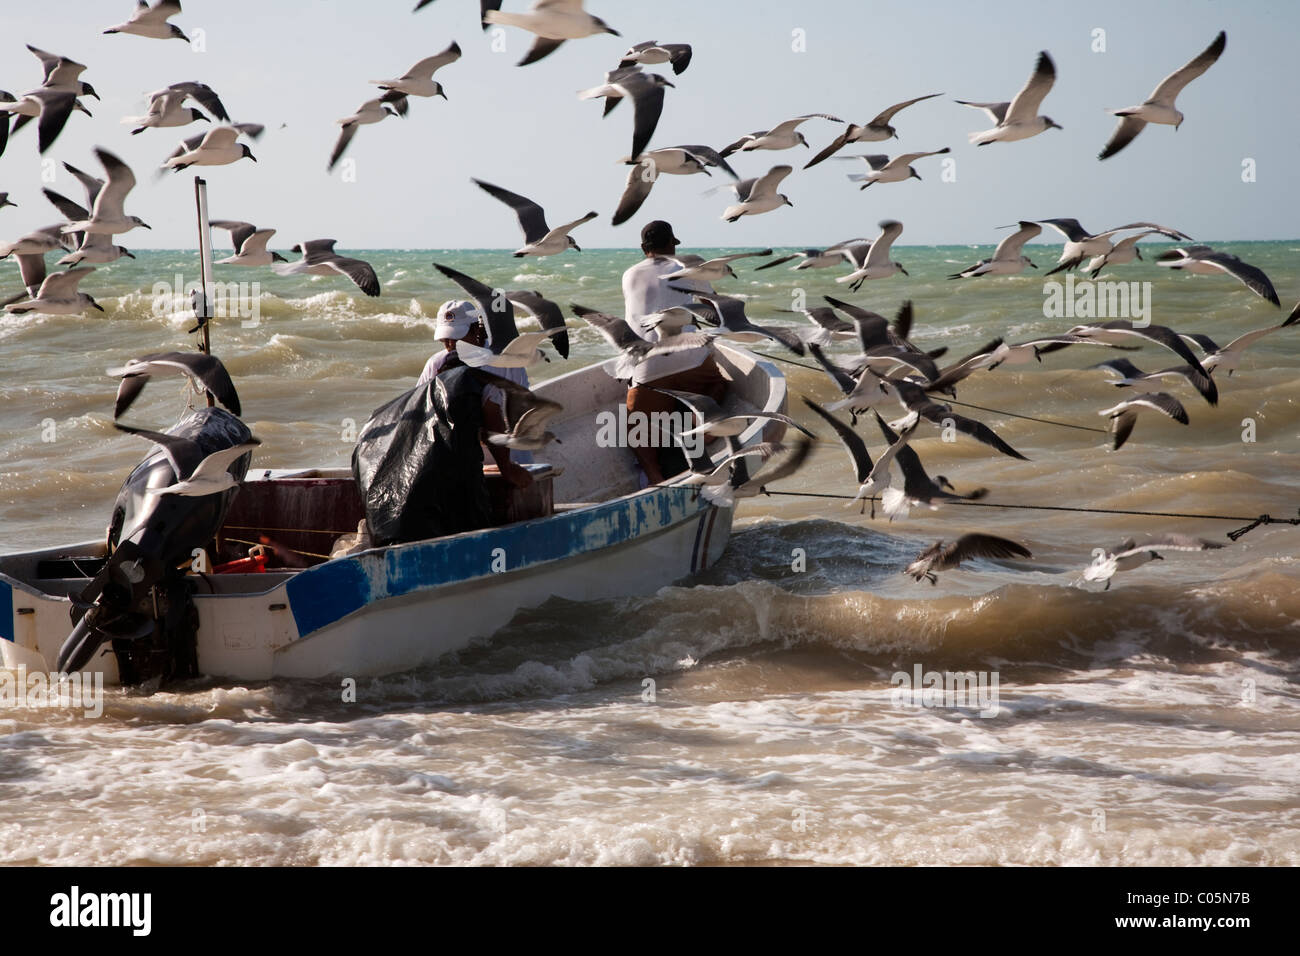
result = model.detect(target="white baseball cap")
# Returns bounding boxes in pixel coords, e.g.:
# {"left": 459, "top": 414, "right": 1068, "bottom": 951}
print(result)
{"left": 433, "top": 299, "right": 484, "bottom": 340}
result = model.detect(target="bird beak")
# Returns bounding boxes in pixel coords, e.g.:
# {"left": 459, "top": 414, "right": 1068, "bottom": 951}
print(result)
{"left": 785, "top": 199, "right": 794, "bottom": 207}
{"left": 899, "top": 264, "right": 909, "bottom": 276}
{"left": 141, "top": 222, "right": 152, "bottom": 230}
{"left": 605, "top": 26, "right": 621, "bottom": 37}
{"left": 1028, "top": 259, "right": 1037, "bottom": 268}
{"left": 1135, "top": 249, "right": 1144, "bottom": 261}
{"left": 248, "top": 153, "right": 258, "bottom": 162}
{"left": 1052, "top": 121, "right": 1063, "bottom": 130}
{"left": 571, "top": 242, "right": 582, "bottom": 252}
{"left": 90, "top": 298, "right": 104, "bottom": 312}
{"left": 438, "top": 90, "right": 448, "bottom": 100}
{"left": 124, "top": 250, "right": 136, "bottom": 259}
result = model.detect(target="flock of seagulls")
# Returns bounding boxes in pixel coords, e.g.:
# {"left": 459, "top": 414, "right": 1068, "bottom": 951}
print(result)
{"left": 0, "top": 5, "right": 1288, "bottom": 591}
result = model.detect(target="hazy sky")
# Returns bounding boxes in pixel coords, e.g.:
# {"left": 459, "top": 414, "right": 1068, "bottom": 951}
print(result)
{"left": 2, "top": 0, "right": 1296, "bottom": 250}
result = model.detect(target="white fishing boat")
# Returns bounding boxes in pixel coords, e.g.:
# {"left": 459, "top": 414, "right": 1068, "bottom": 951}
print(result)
{"left": 0, "top": 341, "right": 787, "bottom": 684}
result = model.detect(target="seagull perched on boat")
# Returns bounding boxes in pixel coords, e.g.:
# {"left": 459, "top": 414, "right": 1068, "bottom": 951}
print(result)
{"left": 1083, "top": 535, "right": 1223, "bottom": 589}
{"left": 211, "top": 221, "right": 287, "bottom": 267}
{"left": 483, "top": 0, "right": 620, "bottom": 67}
{"left": 949, "top": 221, "right": 1042, "bottom": 279}
{"left": 838, "top": 220, "right": 906, "bottom": 289}
{"left": 661, "top": 249, "right": 772, "bottom": 282}
{"left": 804, "top": 94, "right": 943, "bottom": 168}
{"left": 873, "top": 411, "right": 987, "bottom": 521}
{"left": 721, "top": 113, "right": 843, "bottom": 157}
{"left": 957, "top": 51, "right": 1062, "bottom": 145}
{"left": 164, "top": 124, "right": 262, "bottom": 171}
{"left": 472, "top": 179, "right": 597, "bottom": 257}
{"left": 579, "top": 67, "right": 674, "bottom": 162}
{"left": 841, "top": 148, "right": 950, "bottom": 188}
{"left": 719, "top": 165, "right": 795, "bottom": 222}
{"left": 372, "top": 41, "right": 461, "bottom": 100}
{"left": 60, "top": 149, "right": 150, "bottom": 236}
{"left": 104, "top": 1, "right": 189, "bottom": 40}
{"left": 116, "top": 424, "right": 259, "bottom": 497}
{"left": 1038, "top": 218, "right": 1191, "bottom": 275}
{"left": 1155, "top": 245, "right": 1280, "bottom": 307}
{"left": 109, "top": 351, "right": 242, "bottom": 418}
{"left": 1090, "top": 358, "right": 1218, "bottom": 406}
{"left": 905, "top": 534, "right": 1032, "bottom": 584}
{"left": 1098, "top": 392, "right": 1189, "bottom": 450}
{"left": 328, "top": 98, "right": 405, "bottom": 172}
{"left": 612, "top": 145, "right": 736, "bottom": 226}
{"left": 4, "top": 266, "right": 103, "bottom": 315}
{"left": 274, "top": 240, "right": 381, "bottom": 297}
{"left": 619, "top": 40, "right": 692, "bottom": 74}
{"left": 756, "top": 240, "right": 871, "bottom": 272}
{"left": 1099, "top": 31, "right": 1226, "bottom": 160}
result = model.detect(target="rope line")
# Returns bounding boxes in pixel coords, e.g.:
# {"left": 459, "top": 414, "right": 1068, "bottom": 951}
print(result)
{"left": 758, "top": 352, "right": 1106, "bottom": 434}
{"left": 760, "top": 490, "right": 1300, "bottom": 540}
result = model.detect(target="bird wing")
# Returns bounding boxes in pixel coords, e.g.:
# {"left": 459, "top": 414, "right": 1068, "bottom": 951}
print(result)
{"left": 801, "top": 398, "right": 872, "bottom": 482}
{"left": 1098, "top": 115, "right": 1148, "bottom": 160}
{"left": 435, "top": 262, "right": 518, "bottom": 349}
{"left": 1148, "top": 31, "right": 1226, "bottom": 105}
{"left": 407, "top": 41, "right": 463, "bottom": 78}
{"left": 518, "top": 36, "right": 566, "bottom": 67}
{"left": 168, "top": 82, "right": 230, "bottom": 121}
{"left": 328, "top": 123, "right": 358, "bottom": 171}
{"left": 1198, "top": 252, "right": 1280, "bottom": 306}
{"left": 90, "top": 149, "right": 137, "bottom": 220}
{"left": 1004, "top": 51, "right": 1056, "bottom": 123}
{"left": 473, "top": 179, "right": 549, "bottom": 244}
{"left": 612, "top": 161, "right": 656, "bottom": 227}
{"left": 767, "top": 113, "right": 841, "bottom": 138}
{"left": 211, "top": 220, "right": 257, "bottom": 254}
{"left": 992, "top": 221, "right": 1042, "bottom": 258}
{"left": 506, "top": 290, "right": 567, "bottom": 358}
{"left": 324, "top": 255, "right": 381, "bottom": 297}
{"left": 955, "top": 100, "right": 1009, "bottom": 125}
{"left": 949, "top": 533, "right": 1032, "bottom": 564}
{"left": 114, "top": 423, "right": 202, "bottom": 481}
{"left": 36, "top": 93, "right": 80, "bottom": 154}
{"left": 750, "top": 164, "right": 793, "bottom": 198}
{"left": 43, "top": 188, "right": 89, "bottom": 223}
{"left": 864, "top": 220, "right": 903, "bottom": 264}
{"left": 870, "top": 93, "right": 943, "bottom": 126}
{"left": 37, "top": 265, "right": 94, "bottom": 297}
{"left": 674, "top": 144, "right": 737, "bottom": 178}
{"left": 15, "top": 253, "right": 49, "bottom": 295}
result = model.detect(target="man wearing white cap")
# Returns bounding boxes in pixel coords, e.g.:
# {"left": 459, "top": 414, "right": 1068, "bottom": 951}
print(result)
{"left": 418, "top": 299, "right": 534, "bottom": 467}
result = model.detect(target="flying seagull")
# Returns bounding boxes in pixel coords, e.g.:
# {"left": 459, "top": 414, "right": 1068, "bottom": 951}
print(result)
{"left": 273, "top": 240, "right": 381, "bottom": 297}
{"left": 115, "top": 424, "right": 260, "bottom": 497}
{"left": 472, "top": 179, "right": 597, "bottom": 257}
{"left": 60, "top": 148, "right": 150, "bottom": 235}
{"left": 1155, "top": 245, "right": 1280, "bottom": 307}
{"left": 1098, "top": 392, "right": 1189, "bottom": 450}
{"left": 372, "top": 41, "right": 461, "bottom": 100}
{"left": 578, "top": 67, "right": 674, "bottom": 162}
{"left": 949, "top": 221, "right": 1041, "bottom": 278}
{"left": 109, "top": 351, "right": 242, "bottom": 418}
{"left": 838, "top": 220, "right": 906, "bottom": 289}
{"left": 661, "top": 249, "right": 773, "bottom": 282}
{"left": 804, "top": 93, "right": 942, "bottom": 168}
{"left": 1099, "top": 31, "right": 1226, "bottom": 160}
{"left": 1177, "top": 305, "right": 1300, "bottom": 375}
{"left": 655, "top": 388, "right": 813, "bottom": 440}
{"left": 841, "top": 148, "right": 950, "bottom": 188}
{"left": 873, "top": 411, "right": 988, "bottom": 521}
{"left": 329, "top": 99, "right": 405, "bottom": 172}
{"left": 0, "top": 88, "right": 93, "bottom": 155}
{"left": 1083, "top": 535, "right": 1223, "bottom": 589}
{"left": 104, "top": 1, "right": 189, "bottom": 41}
{"left": 434, "top": 262, "right": 520, "bottom": 352}
{"left": 1090, "top": 357, "right": 1218, "bottom": 406}
{"left": 42, "top": 187, "right": 135, "bottom": 266}
{"left": 801, "top": 397, "right": 917, "bottom": 517}
{"left": 720, "top": 165, "right": 795, "bottom": 222}
{"left": 756, "top": 239, "right": 871, "bottom": 272}
{"left": 618, "top": 41, "right": 692, "bottom": 75}
{"left": 721, "top": 114, "right": 842, "bottom": 156}
{"left": 164, "top": 124, "right": 261, "bottom": 171}
{"left": 1085, "top": 230, "right": 1163, "bottom": 277}
{"left": 483, "top": 0, "right": 620, "bottom": 67}
{"left": 4, "top": 266, "right": 103, "bottom": 315}
{"left": 1039, "top": 218, "right": 1191, "bottom": 275}
{"left": 612, "top": 145, "right": 736, "bottom": 226}
{"left": 957, "top": 51, "right": 1062, "bottom": 145}
{"left": 505, "top": 290, "right": 569, "bottom": 359}
{"left": 211, "top": 221, "right": 286, "bottom": 267}
{"left": 905, "top": 534, "right": 1032, "bottom": 584}
{"left": 667, "top": 289, "right": 805, "bottom": 356}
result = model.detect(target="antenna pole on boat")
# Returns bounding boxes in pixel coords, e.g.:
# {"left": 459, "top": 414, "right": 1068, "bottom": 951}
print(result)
{"left": 193, "top": 177, "right": 214, "bottom": 395}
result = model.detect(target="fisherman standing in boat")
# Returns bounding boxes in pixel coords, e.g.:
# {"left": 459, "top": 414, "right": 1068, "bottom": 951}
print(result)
{"left": 621, "top": 221, "right": 729, "bottom": 485}
{"left": 419, "top": 299, "right": 535, "bottom": 468}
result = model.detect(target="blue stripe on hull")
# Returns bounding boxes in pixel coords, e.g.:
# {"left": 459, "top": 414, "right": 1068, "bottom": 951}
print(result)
{"left": 286, "top": 486, "right": 714, "bottom": 640}
{"left": 0, "top": 580, "right": 11, "bottom": 642}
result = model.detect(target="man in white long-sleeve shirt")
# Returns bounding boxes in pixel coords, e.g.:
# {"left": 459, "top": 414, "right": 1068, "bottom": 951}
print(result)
{"left": 621, "top": 221, "right": 728, "bottom": 484}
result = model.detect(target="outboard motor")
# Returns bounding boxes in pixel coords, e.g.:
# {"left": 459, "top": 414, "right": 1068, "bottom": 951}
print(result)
{"left": 58, "top": 407, "right": 253, "bottom": 684}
